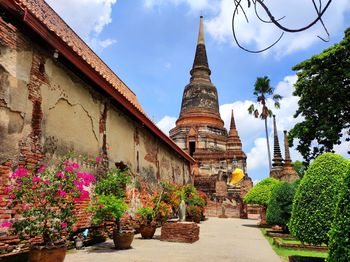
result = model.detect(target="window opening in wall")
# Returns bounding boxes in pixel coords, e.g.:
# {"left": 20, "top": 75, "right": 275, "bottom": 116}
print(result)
{"left": 189, "top": 141, "right": 196, "bottom": 157}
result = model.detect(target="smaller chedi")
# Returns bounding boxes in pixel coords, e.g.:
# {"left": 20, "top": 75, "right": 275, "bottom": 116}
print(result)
{"left": 269, "top": 115, "right": 299, "bottom": 182}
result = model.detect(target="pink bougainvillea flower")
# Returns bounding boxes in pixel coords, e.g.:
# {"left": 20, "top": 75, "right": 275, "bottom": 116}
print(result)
{"left": 72, "top": 226, "right": 78, "bottom": 232}
{"left": 60, "top": 222, "right": 67, "bottom": 228}
{"left": 3, "top": 186, "right": 12, "bottom": 194}
{"left": 37, "top": 165, "right": 47, "bottom": 173}
{"left": 99, "top": 205, "right": 104, "bottom": 209}
{"left": 95, "top": 156, "right": 102, "bottom": 162}
{"left": 57, "top": 190, "right": 67, "bottom": 198}
{"left": 44, "top": 180, "right": 50, "bottom": 185}
{"left": 22, "top": 204, "right": 30, "bottom": 210}
{"left": 10, "top": 167, "right": 27, "bottom": 179}
{"left": 64, "top": 162, "right": 79, "bottom": 172}
{"left": 0, "top": 221, "right": 12, "bottom": 227}
{"left": 56, "top": 171, "right": 65, "bottom": 179}
{"left": 31, "top": 176, "right": 42, "bottom": 183}
{"left": 71, "top": 162, "right": 79, "bottom": 169}
{"left": 77, "top": 172, "right": 95, "bottom": 186}
{"left": 65, "top": 166, "right": 74, "bottom": 172}
{"left": 9, "top": 193, "right": 15, "bottom": 199}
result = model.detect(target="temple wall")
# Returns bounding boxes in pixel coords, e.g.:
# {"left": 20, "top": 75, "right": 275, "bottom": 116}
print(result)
{"left": 0, "top": 16, "right": 190, "bottom": 253}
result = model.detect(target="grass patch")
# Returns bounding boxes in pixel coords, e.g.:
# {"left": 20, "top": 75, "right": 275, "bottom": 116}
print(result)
{"left": 261, "top": 229, "right": 328, "bottom": 259}
{"left": 278, "top": 238, "right": 327, "bottom": 247}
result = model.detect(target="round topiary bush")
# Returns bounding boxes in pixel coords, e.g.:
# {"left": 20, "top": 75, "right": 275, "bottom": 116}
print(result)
{"left": 244, "top": 177, "right": 280, "bottom": 206}
{"left": 266, "top": 182, "right": 296, "bottom": 229}
{"left": 289, "top": 153, "right": 349, "bottom": 245}
{"left": 328, "top": 164, "right": 350, "bottom": 262}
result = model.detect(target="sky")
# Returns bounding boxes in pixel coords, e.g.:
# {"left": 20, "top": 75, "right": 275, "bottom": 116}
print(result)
{"left": 46, "top": 0, "right": 350, "bottom": 183}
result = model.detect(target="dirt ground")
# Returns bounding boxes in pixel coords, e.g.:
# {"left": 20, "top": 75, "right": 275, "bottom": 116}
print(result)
{"left": 65, "top": 217, "right": 282, "bottom": 262}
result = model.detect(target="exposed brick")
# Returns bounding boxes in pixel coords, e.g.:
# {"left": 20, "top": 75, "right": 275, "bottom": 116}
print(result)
{"left": 160, "top": 222, "right": 200, "bottom": 243}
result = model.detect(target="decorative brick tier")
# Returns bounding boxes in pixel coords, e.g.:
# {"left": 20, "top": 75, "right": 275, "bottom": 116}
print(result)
{"left": 160, "top": 222, "right": 199, "bottom": 243}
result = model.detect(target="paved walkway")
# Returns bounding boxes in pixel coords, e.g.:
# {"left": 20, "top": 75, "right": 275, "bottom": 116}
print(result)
{"left": 65, "top": 218, "right": 282, "bottom": 262}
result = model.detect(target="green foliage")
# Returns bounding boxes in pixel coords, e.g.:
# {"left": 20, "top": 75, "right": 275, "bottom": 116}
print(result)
{"left": 91, "top": 168, "right": 130, "bottom": 227}
{"left": 248, "top": 76, "right": 282, "bottom": 119}
{"left": 183, "top": 184, "right": 206, "bottom": 208}
{"left": 91, "top": 195, "right": 128, "bottom": 224}
{"left": 94, "top": 168, "right": 131, "bottom": 198}
{"left": 292, "top": 160, "right": 306, "bottom": 179}
{"left": 328, "top": 164, "right": 350, "bottom": 262}
{"left": 289, "top": 28, "right": 350, "bottom": 163}
{"left": 289, "top": 153, "right": 349, "bottom": 245}
{"left": 136, "top": 207, "right": 154, "bottom": 224}
{"left": 244, "top": 178, "right": 280, "bottom": 206}
{"left": 266, "top": 182, "right": 296, "bottom": 227}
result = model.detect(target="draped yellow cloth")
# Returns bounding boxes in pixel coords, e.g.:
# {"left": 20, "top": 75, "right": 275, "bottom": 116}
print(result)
{"left": 229, "top": 168, "right": 245, "bottom": 185}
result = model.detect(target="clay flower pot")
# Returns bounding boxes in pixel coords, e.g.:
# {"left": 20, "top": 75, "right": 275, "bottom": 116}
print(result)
{"left": 29, "top": 245, "right": 66, "bottom": 262}
{"left": 139, "top": 224, "right": 157, "bottom": 239}
{"left": 113, "top": 229, "right": 134, "bottom": 249}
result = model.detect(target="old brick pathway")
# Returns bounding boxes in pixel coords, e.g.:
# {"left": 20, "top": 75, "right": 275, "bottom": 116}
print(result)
{"left": 65, "top": 218, "right": 282, "bottom": 262}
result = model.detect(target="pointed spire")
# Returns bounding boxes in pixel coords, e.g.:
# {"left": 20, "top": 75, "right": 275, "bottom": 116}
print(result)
{"left": 227, "top": 110, "right": 242, "bottom": 150}
{"left": 283, "top": 130, "right": 292, "bottom": 167}
{"left": 191, "top": 16, "right": 210, "bottom": 76}
{"left": 197, "top": 16, "right": 205, "bottom": 45}
{"left": 272, "top": 115, "right": 283, "bottom": 167}
{"left": 230, "top": 110, "right": 237, "bottom": 130}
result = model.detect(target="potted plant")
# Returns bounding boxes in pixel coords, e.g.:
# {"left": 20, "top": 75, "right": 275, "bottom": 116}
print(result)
{"left": 90, "top": 168, "right": 133, "bottom": 249}
{"left": 183, "top": 184, "right": 207, "bottom": 223}
{"left": 136, "top": 206, "right": 157, "bottom": 239}
{"left": 186, "top": 205, "right": 202, "bottom": 223}
{"left": 2, "top": 159, "right": 95, "bottom": 262}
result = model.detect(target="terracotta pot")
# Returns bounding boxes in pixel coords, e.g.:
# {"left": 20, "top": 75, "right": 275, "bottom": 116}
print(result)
{"left": 140, "top": 224, "right": 156, "bottom": 239}
{"left": 29, "top": 245, "right": 66, "bottom": 262}
{"left": 113, "top": 230, "right": 134, "bottom": 249}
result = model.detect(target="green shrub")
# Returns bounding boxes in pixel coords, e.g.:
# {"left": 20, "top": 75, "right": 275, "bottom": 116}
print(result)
{"left": 289, "top": 153, "right": 348, "bottom": 245}
{"left": 244, "top": 177, "right": 280, "bottom": 206}
{"left": 266, "top": 182, "right": 296, "bottom": 228}
{"left": 136, "top": 207, "right": 154, "bottom": 224}
{"left": 95, "top": 168, "right": 131, "bottom": 198}
{"left": 328, "top": 164, "right": 350, "bottom": 262}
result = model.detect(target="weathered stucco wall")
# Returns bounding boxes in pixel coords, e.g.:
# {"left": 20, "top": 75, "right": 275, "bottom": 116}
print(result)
{"left": 0, "top": 16, "right": 191, "bottom": 254}
{"left": 0, "top": 16, "right": 190, "bottom": 182}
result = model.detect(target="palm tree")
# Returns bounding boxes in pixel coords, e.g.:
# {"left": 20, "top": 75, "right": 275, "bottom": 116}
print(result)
{"left": 248, "top": 76, "right": 282, "bottom": 171}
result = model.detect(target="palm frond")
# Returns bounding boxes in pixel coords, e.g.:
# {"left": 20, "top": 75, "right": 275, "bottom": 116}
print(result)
{"left": 254, "top": 109, "right": 259, "bottom": 118}
{"left": 268, "top": 109, "right": 273, "bottom": 117}
{"left": 248, "top": 104, "right": 255, "bottom": 114}
{"left": 273, "top": 94, "right": 282, "bottom": 101}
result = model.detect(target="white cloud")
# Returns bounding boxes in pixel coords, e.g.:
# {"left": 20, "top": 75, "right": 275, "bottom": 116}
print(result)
{"left": 144, "top": 0, "right": 213, "bottom": 12}
{"left": 156, "top": 116, "right": 177, "bottom": 135}
{"left": 46, "top": 0, "right": 117, "bottom": 50}
{"left": 89, "top": 38, "right": 118, "bottom": 51}
{"left": 147, "top": 0, "right": 350, "bottom": 56}
{"left": 247, "top": 137, "right": 269, "bottom": 170}
{"left": 205, "top": 0, "right": 350, "bottom": 56}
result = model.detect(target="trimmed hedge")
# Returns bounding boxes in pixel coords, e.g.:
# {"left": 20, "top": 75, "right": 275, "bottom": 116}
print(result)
{"left": 244, "top": 177, "right": 280, "bottom": 206}
{"left": 328, "top": 164, "right": 350, "bottom": 262}
{"left": 266, "top": 182, "right": 296, "bottom": 228}
{"left": 289, "top": 153, "right": 348, "bottom": 245}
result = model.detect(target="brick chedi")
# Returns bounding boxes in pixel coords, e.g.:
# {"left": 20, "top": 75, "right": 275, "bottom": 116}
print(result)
{"left": 270, "top": 115, "right": 284, "bottom": 179}
{"left": 280, "top": 130, "right": 299, "bottom": 182}
{"left": 170, "top": 17, "right": 249, "bottom": 190}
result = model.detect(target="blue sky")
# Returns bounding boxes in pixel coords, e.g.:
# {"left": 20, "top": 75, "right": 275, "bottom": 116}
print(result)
{"left": 47, "top": 0, "right": 350, "bottom": 183}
